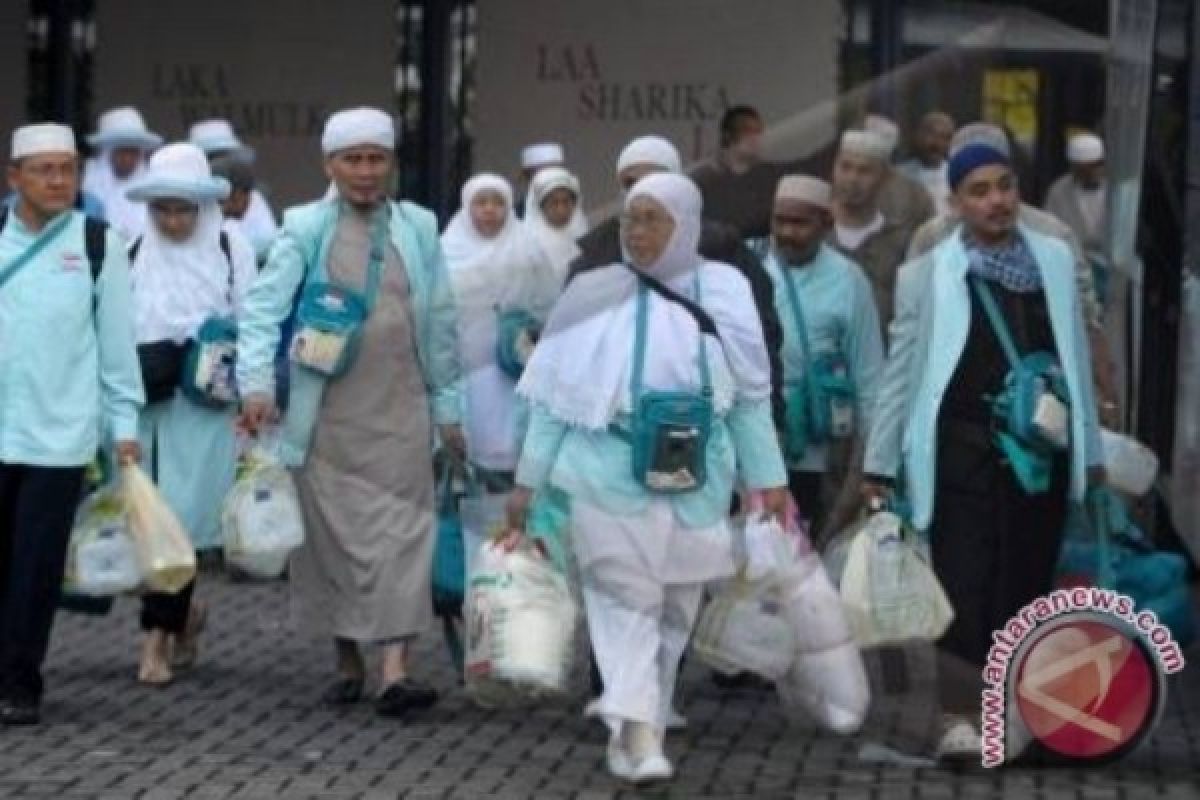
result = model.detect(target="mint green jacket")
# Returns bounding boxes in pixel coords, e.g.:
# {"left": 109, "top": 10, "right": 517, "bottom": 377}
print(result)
{"left": 0, "top": 210, "right": 143, "bottom": 466}
{"left": 236, "top": 198, "right": 461, "bottom": 467}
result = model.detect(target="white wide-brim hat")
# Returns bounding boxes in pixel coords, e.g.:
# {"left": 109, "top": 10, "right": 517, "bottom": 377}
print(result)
{"left": 86, "top": 107, "right": 163, "bottom": 151}
{"left": 188, "top": 118, "right": 254, "bottom": 161}
{"left": 125, "top": 142, "right": 230, "bottom": 203}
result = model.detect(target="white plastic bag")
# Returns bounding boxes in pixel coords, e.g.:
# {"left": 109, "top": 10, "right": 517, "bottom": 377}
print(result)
{"left": 1102, "top": 428, "right": 1159, "bottom": 496}
{"left": 838, "top": 512, "right": 954, "bottom": 648}
{"left": 740, "top": 513, "right": 802, "bottom": 583}
{"left": 464, "top": 541, "right": 577, "bottom": 707}
{"left": 221, "top": 441, "right": 305, "bottom": 578}
{"left": 64, "top": 486, "right": 141, "bottom": 597}
{"left": 461, "top": 491, "right": 509, "bottom": 582}
{"left": 694, "top": 574, "right": 797, "bottom": 681}
{"left": 775, "top": 552, "right": 869, "bottom": 734}
{"left": 123, "top": 465, "right": 196, "bottom": 593}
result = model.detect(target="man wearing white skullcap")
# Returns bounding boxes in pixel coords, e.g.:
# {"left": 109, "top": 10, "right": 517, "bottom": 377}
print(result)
{"left": 907, "top": 123, "right": 1118, "bottom": 423}
{"left": 82, "top": 106, "right": 162, "bottom": 240}
{"left": 1045, "top": 131, "right": 1108, "bottom": 303}
{"left": 189, "top": 118, "right": 279, "bottom": 260}
{"left": 829, "top": 129, "right": 920, "bottom": 330}
{"left": 764, "top": 175, "right": 882, "bottom": 540}
{"left": 856, "top": 113, "right": 939, "bottom": 246}
{"left": 237, "top": 107, "right": 463, "bottom": 717}
{"left": 0, "top": 123, "right": 144, "bottom": 724}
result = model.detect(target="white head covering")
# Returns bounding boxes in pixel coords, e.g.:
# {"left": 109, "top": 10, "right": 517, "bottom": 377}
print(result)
{"left": 442, "top": 173, "right": 558, "bottom": 468}
{"left": 321, "top": 108, "right": 395, "bottom": 155}
{"left": 775, "top": 175, "right": 831, "bottom": 210}
{"left": 524, "top": 166, "right": 586, "bottom": 285}
{"left": 863, "top": 114, "right": 900, "bottom": 156}
{"left": 521, "top": 142, "right": 564, "bottom": 170}
{"left": 128, "top": 147, "right": 256, "bottom": 345}
{"left": 11, "top": 123, "right": 75, "bottom": 159}
{"left": 1067, "top": 132, "right": 1105, "bottom": 164}
{"left": 189, "top": 119, "right": 248, "bottom": 156}
{"left": 87, "top": 107, "right": 162, "bottom": 151}
{"left": 126, "top": 143, "right": 230, "bottom": 203}
{"left": 517, "top": 172, "right": 770, "bottom": 430}
{"left": 839, "top": 130, "right": 891, "bottom": 163}
{"left": 616, "top": 135, "right": 682, "bottom": 175}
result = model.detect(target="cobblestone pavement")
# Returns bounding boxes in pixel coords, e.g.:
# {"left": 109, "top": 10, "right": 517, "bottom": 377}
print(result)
{"left": 0, "top": 573, "right": 1197, "bottom": 799}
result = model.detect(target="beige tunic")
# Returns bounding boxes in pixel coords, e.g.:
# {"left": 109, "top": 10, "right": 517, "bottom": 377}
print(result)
{"left": 291, "top": 206, "right": 435, "bottom": 642}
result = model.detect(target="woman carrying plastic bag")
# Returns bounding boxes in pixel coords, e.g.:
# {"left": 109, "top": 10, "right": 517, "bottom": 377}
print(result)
{"left": 122, "top": 143, "right": 256, "bottom": 685}
{"left": 463, "top": 537, "right": 577, "bottom": 708}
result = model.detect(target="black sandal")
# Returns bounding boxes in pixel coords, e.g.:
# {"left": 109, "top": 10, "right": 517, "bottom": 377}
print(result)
{"left": 375, "top": 679, "right": 439, "bottom": 717}
{"left": 321, "top": 677, "right": 364, "bottom": 707}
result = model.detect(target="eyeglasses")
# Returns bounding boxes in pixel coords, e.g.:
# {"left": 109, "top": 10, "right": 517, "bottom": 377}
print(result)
{"left": 149, "top": 202, "right": 200, "bottom": 219}
{"left": 20, "top": 162, "right": 76, "bottom": 181}
{"left": 619, "top": 211, "right": 673, "bottom": 232}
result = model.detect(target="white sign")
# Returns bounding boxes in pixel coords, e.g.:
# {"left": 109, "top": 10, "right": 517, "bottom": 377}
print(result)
{"left": 474, "top": 0, "right": 841, "bottom": 211}
{"left": 93, "top": 0, "right": 395, "bottom": 209}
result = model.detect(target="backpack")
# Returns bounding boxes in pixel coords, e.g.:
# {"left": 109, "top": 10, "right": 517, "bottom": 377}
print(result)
{"left": 0, "top": 205, "right": 108, "bottom": 281}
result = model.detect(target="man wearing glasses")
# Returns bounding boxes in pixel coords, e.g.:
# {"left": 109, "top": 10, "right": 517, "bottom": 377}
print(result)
{"left": 0, "top": 123, "right": 144, "bottom": 725}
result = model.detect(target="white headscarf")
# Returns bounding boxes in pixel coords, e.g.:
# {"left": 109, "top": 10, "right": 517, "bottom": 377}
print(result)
{"left": 127, "top": 148, "right": 257, "bottom": 345}
{"left": 517, "top": 173, "right": 770, "bottom": 430}
{"left": 523, "top": 166, "right": 586, "bottom": 287}
{"left": 84, "top": 148, "right": 149, "bottom": 241}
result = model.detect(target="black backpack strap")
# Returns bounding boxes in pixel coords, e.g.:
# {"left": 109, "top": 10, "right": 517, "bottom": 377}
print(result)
{"left": 127, "top": 235, "right": 143, "bottom": 264}
{"left": 218, "top": 231, "right": 235, "bottom": 305}
{"left": 623, "top": 262, "right": 719, "bottom": 338}
{"left": 0, "top": 205, "right": 8, "bottom": 232}
{"left": 84, "top": 217, "right": 108, "bottom": 281}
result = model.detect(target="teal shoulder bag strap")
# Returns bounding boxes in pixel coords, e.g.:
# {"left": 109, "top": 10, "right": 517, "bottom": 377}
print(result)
{"left": 0, "top": 212, "right": 73, "bottom": 292}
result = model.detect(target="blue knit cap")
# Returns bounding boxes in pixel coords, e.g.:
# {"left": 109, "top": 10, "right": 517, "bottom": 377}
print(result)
{"left": 947, "top": 142, "right": 1011, "bottom": 190}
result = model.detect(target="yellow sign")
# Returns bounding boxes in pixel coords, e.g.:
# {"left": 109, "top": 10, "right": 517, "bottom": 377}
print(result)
{"left": 983, "top": 69, "right": 1040, "bottom": 150}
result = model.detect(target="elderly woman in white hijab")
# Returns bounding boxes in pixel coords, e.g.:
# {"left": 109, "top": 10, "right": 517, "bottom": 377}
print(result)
{"left": 442, "top": 173, "right": 556, "bottom": 484}
{"left": 523, "top": 166, "right": 586, "bottom": 288}
{"left": 124, "top": 143, "right": 257, "bottom": 684}
{"left": 83, "top": 107, "right": 163, "bottom": 240}
{"left": 506, "top": 173, "right": 789, "bottom": 784}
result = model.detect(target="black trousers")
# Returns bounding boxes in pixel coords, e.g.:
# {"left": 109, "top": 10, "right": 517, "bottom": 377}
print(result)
{"left": 787, "top": 470, "right": 827, "bottom": 535}
{"left": 930, "top": 422, "right": 1068, "bottom": 714}
{"left": 0, "top": 462, "right": 86, "bottom": 704}
{"left": 140, "top": 580, "right": 195, "bottom": 634}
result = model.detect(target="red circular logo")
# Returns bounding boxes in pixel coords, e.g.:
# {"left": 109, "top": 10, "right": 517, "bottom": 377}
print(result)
{"left": 1012, "top": 614, "right": 1161, "bottom": 762}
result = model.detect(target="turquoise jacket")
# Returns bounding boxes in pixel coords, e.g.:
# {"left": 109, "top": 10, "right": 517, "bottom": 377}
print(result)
{"left": 864, "top": 224, "right": 1104, "bottom": 531}
{"left": 0, "top": 210, "right": 143, "bottom": 466}
{"left": 763, "top": 243, "right": 884, "bottom": 472}
{"left": 236, "top": 198, "right": 461, "bottom": 467}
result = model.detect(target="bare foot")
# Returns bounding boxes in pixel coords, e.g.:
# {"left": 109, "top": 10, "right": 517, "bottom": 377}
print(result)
{"left": 139, "top": 631, "right": 173, "bottom": 686}
{"left": 170, "top": 601, "right": 208, "bottom": 669}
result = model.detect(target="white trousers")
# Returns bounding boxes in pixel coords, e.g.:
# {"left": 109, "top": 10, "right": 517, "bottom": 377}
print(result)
{"left": 571, "top": 500, "right": 732, "bottom": 732}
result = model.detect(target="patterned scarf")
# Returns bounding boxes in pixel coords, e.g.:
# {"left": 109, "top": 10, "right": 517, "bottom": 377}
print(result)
{"left": 964, "top": 232, "right": 1042, "bottom": 293}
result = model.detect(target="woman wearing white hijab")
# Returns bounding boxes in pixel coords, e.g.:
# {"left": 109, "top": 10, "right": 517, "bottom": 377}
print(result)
{"left": 524, "top": 166, "right": 586, "bottom": 288}
{"left": 441, "top": 173, "right": 556, "bottom": 481}
{"left": 506, "top": 173, "right": 789, "bottom": 784}
{"left": 125, "top": 143, "right": 257, "bottom": 685}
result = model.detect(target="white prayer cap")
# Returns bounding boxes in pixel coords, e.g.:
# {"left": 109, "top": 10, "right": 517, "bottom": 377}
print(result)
{"left": 321, "top": 108, "right": 395, "bottom": 155}
{"left": 616, "top": 135, "right": 681, "bottom": 175}
{"left": 11, "top": 123, "right": 76, "bottom": 160}
{"left": 775, "top": 175, "right": 831, "bottom": 210}
{"left": 838, "top": 129, "right": 891, "bottom": 163}
{"left": 950, "top": 123, "right": 1010, "bottom": 159}
{"left": 1067, "top": 132, "right": 1104, "bottom": 164}
{"left": 126, "top": 143, "right": 230, "bottom": 203}
{"left": 87, "top": 107, "right": 162, "bottom": 150}
{"left": 863, "top": 113, "right": 899, "bottom": 155}
{"left": 521, "top": 142, "right": 564, "bottom": 169}
{"left": 189, "top": 119, "right": 245, "bottom": 155}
